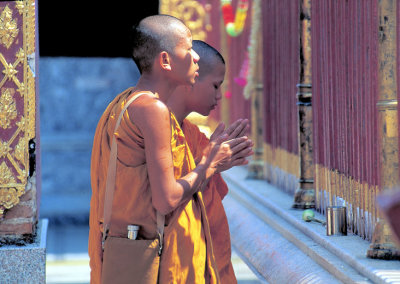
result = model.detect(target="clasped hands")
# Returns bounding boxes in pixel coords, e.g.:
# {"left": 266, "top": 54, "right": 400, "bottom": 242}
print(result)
{"left": 202, "top": 119, "right": 254, "bottom": 176}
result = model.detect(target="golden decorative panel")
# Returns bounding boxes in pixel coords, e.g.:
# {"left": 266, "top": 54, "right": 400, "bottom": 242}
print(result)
{"left": 0, "top": 5, "right": 19, "bottom": 49}
{"left": 159, "top": 0, "right": 210, "bottom": 41}
{"left": 0, "top": 0, "right": 36, "bottom": 217}
{"left": 0, "top": 88, "right": 17, "bottom": 129}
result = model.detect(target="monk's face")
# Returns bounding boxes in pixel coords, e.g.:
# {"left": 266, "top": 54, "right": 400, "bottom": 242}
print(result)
{"left": 168, "top": 27, "right": 200, "bottom": 86}
{"left": 189, "top": 61, "right": 225, "bottom": 116}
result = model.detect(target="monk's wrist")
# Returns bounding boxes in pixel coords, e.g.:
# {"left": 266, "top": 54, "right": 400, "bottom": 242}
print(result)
{"left": 202, "top": 166, "right": 216, "bottom": 180}
{"left": 197, "top": 159, "right": 216, "bottom": 180}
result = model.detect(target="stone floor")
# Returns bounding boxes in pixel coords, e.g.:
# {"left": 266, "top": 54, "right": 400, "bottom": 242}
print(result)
{"left": 45, "top": 224, "right": 262, "bottom": 283}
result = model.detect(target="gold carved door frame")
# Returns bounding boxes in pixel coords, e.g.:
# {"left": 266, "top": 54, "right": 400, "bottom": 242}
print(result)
{"left": 0, "top": 0, "right": 37, "bottom": 217}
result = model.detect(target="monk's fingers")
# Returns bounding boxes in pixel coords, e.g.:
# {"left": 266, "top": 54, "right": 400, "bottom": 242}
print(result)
{"left": 229, "top": 139, "right": 253, "bottom": 156}
{"left": 223, "top": 136, "right": 248, "bottom": 150}
{"left": 237, "top": 122, "right": 250, "bottom": 138}
{"left": 231, "top": 147, "right": 254, "bottom": 160}
{"left": 221, "top": 157, "right": 249, "bottom": 171}
{"left": 213, "top": 133, "right": 229, "bottom": 146}
{"left": 228, "top": 119, "right": 249, "bottom": 140}
{"left": 230, "top": 157, "right": 249, "bottom": 167}
{"left": 210, "top": 122, "right": 225, "bottom": 142}
{"left": 225, "top": 119, "right": 243, "bottom": 137}
{"left": 227, "top": 120, "right": 248, "bottom": 140}
{"left": 215, "top": 122, "right": 225, "bottom": 134}
{"left": 204, "top": 138, "right": 221, "bottom": 157}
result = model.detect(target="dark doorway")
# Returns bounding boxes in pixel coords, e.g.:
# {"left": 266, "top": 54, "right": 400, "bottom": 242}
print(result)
{"left": 38, "top": 1, "right": 160, "bottom": 57}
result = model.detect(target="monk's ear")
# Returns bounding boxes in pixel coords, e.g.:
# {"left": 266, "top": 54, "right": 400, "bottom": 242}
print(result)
{"left": 159, "top": 51, "right": 172, "bottom": 71}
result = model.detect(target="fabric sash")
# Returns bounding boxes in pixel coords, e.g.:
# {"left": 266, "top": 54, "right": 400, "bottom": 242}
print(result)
{"left": 102, "top": 92, "right": 165, "bottom": 253}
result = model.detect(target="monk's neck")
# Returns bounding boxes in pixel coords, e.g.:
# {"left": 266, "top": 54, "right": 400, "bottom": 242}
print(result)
{"left": 174, "top": 110, "right": 190, "bottom": 127}
{"left": 135, "top": 74, "right": 177, "bottom": 103}
{"left": 167, "top": 97, "right": 190, "bottom": 126}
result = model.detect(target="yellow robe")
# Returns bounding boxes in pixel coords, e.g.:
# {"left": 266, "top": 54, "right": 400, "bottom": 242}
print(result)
{"left": 88, "top": 88, "right": 219, "bottom": 283}
{"left": 182, "top": 119, "right": 237, "bottom": 284}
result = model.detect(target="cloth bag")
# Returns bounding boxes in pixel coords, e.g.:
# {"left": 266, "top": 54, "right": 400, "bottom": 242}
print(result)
{"left": 101, "top": 93, "right": 165, "bottom": 284}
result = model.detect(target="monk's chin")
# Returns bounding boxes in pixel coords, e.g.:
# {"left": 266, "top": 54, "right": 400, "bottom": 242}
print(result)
{"left": 202, "top": 110, "right": 212, "bottom": 116}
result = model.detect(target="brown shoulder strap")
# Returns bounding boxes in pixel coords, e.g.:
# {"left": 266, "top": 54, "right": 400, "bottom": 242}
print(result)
{"left": 102, "top": 92, "right": 165, "bottom": 252}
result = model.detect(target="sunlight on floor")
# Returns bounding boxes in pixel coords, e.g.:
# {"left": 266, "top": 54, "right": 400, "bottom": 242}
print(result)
{"left": 46, "top": 250, "right": 261, "bottom": 284}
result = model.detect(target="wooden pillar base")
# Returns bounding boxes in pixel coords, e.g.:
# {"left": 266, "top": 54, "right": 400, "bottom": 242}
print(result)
{"left": 247, "top": 160, "right": 265, "bottom": 180}
{"left": 367, "top": 220, "right": 400, "bottom": 260}
{"left": 292, "top": 184, "right": 315, "bottom": 209}
{"left": 367, "top": 244, "right": 400, "bottom": 260}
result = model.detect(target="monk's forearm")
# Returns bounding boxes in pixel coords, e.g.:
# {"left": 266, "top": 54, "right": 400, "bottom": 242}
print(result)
{"left": 157, "top": 164, "right": 212, "bottom": 214}
{"left": 178, "top": 163, "right": 212, "bottom": 194}
{"left": 177, "top": 164, "right": 208, "bottom": 198}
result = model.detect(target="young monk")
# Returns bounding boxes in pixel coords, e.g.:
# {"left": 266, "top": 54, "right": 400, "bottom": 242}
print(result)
{"left": 88, "top": 15, "right": 253, "bottom": 283}
{"left": 168, "top": 40, "right": 250, "bottom": 284}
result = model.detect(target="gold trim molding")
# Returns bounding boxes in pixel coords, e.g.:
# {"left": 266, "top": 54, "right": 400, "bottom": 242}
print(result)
{"left": 0, "top": 0, "right": 36, "bottom": 217}
{"left": 263, "top": 143, "right": 300, "bottom": 194}
{"left": 264, "top": 143, "right": 300, "bottom": 178}
{"left": 159, "top": 0, "right": 209, "bottom": 41}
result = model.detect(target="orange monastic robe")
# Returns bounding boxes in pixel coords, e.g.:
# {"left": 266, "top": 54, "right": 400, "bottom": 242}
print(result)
{"left": 182, "top": 119, "right": 237, "bottom": 284}
{"left": 89, "top": 88, "right": 220, "bottom": 284}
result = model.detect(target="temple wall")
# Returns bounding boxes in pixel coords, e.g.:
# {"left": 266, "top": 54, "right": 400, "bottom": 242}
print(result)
{"left": 39, "top": 57, "right": 140, "bottom": 223}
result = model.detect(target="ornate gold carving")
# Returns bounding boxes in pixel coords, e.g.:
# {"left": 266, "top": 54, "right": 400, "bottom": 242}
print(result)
{"left": 16, "top": 48, "right": 25, "bottom": 62}
{"left": 16, "top": 83, "right": 25, "bottom": 96}
{"left": 0, "top": 88, "right": 17, "bottom": 129}
{"left": 0, "top": 187, "right": 19, "bottom": 210}
{"left": 159, "top": 0, "right": 208, "bottom": 40}
{"left": 0, "top": 0, "right": 36, "bottom": 216}
{"left": 15, "top": 1, "right": 25, "bottom": 15}
{"left": 0, "top": 49, "right": 25, "bottom": 90}
{"left": 16, "top": 115, "right": 25, "bottom": 129}
{"left": 0, "top": 161, "right": 16, "bottom": 184}
{"left": 0, "top": 5, "right": 19, "bottom": 49}
{"left": 0, "top": 140, "right": 11, "bottom": 158}
{"left": 17, "top": 169, "right": 26, "bottom": 183}
{"left": 2, "top": 62, "right": 18, "bottom": 79}
{"left": 14, "top": 137, "right": 25, "bottom": 163}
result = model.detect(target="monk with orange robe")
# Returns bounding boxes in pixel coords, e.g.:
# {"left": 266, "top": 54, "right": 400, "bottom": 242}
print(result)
{"left": 88, "top": 15, "right": 253, "bottom": 284}
{"left": 168, "top": 40, "right": 252, "bottom": 284}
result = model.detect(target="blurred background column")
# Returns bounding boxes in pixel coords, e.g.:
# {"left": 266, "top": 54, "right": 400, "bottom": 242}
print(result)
{"left": 292, "top": 0, "right": 314, "bottom": 209}
{"left": 245, "top": 0, "right": 265, "bottom": 179}
{"left": 367, "top": 0, "right": 400, "bottom": 260}
{"left": 0, "top": 0, "right": 46, "bottom": 282}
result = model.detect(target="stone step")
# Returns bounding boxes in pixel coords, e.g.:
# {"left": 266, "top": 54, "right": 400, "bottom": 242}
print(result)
{"left": 222, "top": 166, "right": 400, "bottom": 284}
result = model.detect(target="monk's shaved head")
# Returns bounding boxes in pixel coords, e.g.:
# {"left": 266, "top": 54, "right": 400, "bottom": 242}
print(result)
{"left": 193, "top": 40, "right": 225, "bottom": 80}
{"left": 131, "top": 14, "right": 190, "bottom": 73}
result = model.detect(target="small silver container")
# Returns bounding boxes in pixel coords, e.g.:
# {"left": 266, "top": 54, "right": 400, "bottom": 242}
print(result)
{"left": 326, "top": 206, "right": 347, "bottom": 236}
{"left": 127, "top": 225, "right": 140, "bottom": 240}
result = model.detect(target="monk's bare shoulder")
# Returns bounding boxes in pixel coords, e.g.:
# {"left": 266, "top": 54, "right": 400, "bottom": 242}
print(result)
{"left": 127, "top": 94, "right": 170, "bottom": 135}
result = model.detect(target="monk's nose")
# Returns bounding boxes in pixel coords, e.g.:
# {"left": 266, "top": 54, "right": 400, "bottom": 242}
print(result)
{"left": 216, "top": 90, "right": 222, "bottom": 101}
{"left": 191, "top": 49, "right": 200, "bottom": 63}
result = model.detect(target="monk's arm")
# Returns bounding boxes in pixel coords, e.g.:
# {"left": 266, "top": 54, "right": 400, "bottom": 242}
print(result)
{"left": 131, "top": 98, "right": 230, "bottom": 215}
